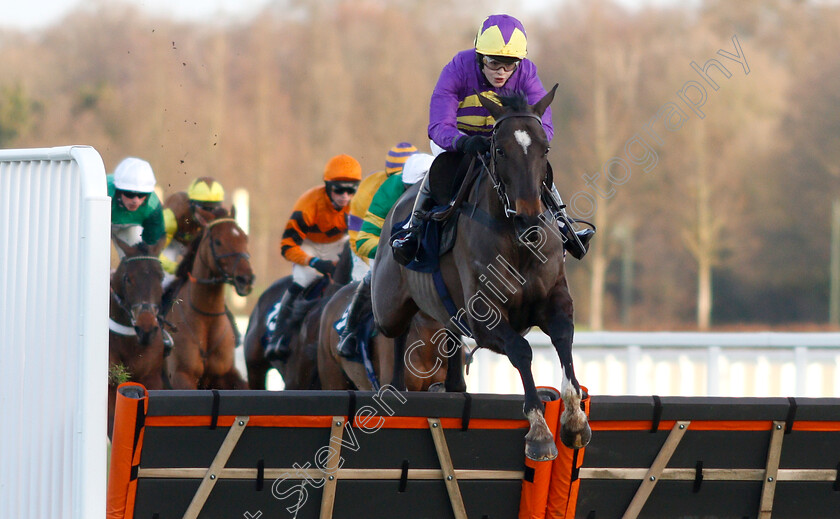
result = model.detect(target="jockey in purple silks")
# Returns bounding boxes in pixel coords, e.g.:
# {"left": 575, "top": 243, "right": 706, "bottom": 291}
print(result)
{"left": 391, "top": 14, "right": 595, "bottom": 264}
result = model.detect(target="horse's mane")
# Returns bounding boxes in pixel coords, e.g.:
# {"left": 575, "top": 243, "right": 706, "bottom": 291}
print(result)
{"left": 126, "top": 241, "right": 154, "bottom": 258}
{"left": 497, "top": 91, "right": 530, "bottom": 113}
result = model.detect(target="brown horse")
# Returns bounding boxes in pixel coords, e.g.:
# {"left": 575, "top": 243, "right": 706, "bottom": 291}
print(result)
{"left": 108, "top": 236, "right": 166, "bottom": 437}
{"left": 165, "top": 206, "right": 254, "bottom": 389}
{"left": 242, "top": 242, "right": 353, "bottom": 390}
{"left": 372, "top": 87, "right": 591, "bottom": 461}
{"left": 317, "top": 281, "right": 449, "bottom": 391}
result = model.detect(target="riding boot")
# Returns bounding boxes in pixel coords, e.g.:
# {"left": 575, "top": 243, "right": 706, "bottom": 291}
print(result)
{"left": 547, "top": 184, "right": 596, "bottom": 260}
{"left": 391, "top": 174, "right": 434, "bottom": 265}
{"left": 264, "top": 284, "right": 303, "bottom": 362}
{"left": 336, "top": 272, "right": 372, "bottom": 358}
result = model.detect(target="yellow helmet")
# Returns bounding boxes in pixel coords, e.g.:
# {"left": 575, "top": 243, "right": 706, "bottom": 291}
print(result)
{"left": 187, "top": 177, "right": 225, "bottom": 203}
{"left": 474, "top": 14, "right": 528, "bottom": 60}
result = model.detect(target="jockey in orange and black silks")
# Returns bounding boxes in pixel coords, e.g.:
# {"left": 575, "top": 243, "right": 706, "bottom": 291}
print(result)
{"left": 264, "top": 154, "right": 362, "bottom": 363}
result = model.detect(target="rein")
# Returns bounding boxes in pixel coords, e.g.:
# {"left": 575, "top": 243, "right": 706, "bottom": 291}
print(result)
{"left": 191, "top": 218, "right": 250, "bottom": 286}
{"left": 186, "top": 276, "right": 227, "bottom": 316}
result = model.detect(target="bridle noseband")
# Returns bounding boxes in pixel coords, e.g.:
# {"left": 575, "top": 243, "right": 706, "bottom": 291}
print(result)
{"left": 479, "top": 112, "right": 546, "bottom": 219}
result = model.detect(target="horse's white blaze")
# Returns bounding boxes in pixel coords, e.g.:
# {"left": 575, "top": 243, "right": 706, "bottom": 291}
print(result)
{"left": 514, "top": 129, "right": 532, "bottom": 155}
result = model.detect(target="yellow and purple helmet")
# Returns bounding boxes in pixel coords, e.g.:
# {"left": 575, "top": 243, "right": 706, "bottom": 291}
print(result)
{"left": 385, "top": 142, "right": 418, "bottom": 175}
{"left": 474, "top": 14, "right": 528, "bottom": 60}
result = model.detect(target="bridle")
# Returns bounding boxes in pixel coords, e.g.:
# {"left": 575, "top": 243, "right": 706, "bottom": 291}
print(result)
{"left": 110, "top": 255, "right": 168, "bottom": 333}
{"left": 191, "top": 217, "right": 250, "bottom": 286}
{"left": 478, "top": 111, "right": 547, "bottom": 219}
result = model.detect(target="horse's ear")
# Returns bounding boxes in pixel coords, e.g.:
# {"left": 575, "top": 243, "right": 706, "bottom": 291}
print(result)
{"left": 230, "top": 205, "right": 236, "bottom": 219}
{"left": 194, "top": 206, "right": 213, "bottom": 226}
{"left": 112, "top": 232, "right": 136, "bottom": 257}
{"left": 532, "top": 84, "right": 558, "bottom": 118}
{"left": 476, "top": 90, "right": 506, "bottom": 121}
{"left": 149, "top": 234, "right": 167, "bottom": 257}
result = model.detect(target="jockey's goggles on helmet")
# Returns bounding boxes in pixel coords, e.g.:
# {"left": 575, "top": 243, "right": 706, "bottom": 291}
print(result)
{"left": 328, "top": 181, "right": 358, "bottom": 195}
{"left": 120, "top": 190, "right": 149, "bottom": 200}
{"left": 482, "top": 55, "right": 520, "bottom": 72}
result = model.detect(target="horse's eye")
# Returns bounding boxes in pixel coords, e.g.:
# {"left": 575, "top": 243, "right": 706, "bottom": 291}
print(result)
{"left": 544, "top": 147, "right": 550, "bottom": 157}
{"left": 215, "top": 239, "right": 222, "bottom": 247}
{"left": 495, "top": 147, "right": 505, "bottom": 158}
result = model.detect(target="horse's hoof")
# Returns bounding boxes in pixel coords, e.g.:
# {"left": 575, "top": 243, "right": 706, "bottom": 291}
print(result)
{"left": 525, "top": 439, "right": 558, "bottom": 462}
{"left": 559, "top": 422, "right": 592, "bottom": 450}
{"left": 428, "top": 382, "right": 445, "bottom": 393}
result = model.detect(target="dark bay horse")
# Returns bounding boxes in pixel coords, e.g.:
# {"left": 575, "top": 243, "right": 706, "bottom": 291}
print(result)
{"left": 243, "top": 242, "right": 353, "bottom": 390}
{"left": 371, "top": 86, "right": 591, "bottom": 461}
{"left": 108, "top": 236, "right": 166, "bottom": 437}
{"left": 317, "top": 281, "right": 450, "bottom": 391}
{"left": 165, "top": 206, "right": 254, "bottom": 389}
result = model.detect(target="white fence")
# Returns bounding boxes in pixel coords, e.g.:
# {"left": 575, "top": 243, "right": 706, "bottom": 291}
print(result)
{"left": 467, "top": 331, "right": 840, "bottom": 397}
{"left": 251, "top": 328, "right": 840, "bottom": 397}
{"left": 0, "top": 147, "right": 110, "bottom": 519}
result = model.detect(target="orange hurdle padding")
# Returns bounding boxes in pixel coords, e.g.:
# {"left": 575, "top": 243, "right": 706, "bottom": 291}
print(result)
{"left": 519, "top": 387, "right": 563, "bottom": 519}
{"left": 546, "top": 386, "right": 589, "bottom": 519}
{"left": 107, "top": 382, "right": 149, "bottom": 519}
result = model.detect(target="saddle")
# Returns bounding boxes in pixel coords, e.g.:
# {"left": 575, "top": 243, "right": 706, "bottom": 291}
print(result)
{"left": 394, "top": 152, "right": 487, "bottom": 273}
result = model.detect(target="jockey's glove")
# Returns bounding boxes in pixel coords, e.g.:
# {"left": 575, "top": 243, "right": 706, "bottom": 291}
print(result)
{"left": 309, "top": 257, "right": 336, "bottom": 276}
{"left": 456, "top": 135, "right": 491, "bottom": 156}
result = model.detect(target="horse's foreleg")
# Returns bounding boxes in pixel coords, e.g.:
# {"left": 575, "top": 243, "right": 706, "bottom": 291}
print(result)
{"left": 476, "top": 323, "right": 558, "bottom": 461}
{"left": 444, "top": 337, "right": 466, "bottom": 393}
{"left": 391, "top": 332, "right": 407, "bottom": 391}
{"left": 244, "top": 327, "right": 271, "bottom": 390}
{"left": 541, "top": 303, "right": 591, "bottom": 450}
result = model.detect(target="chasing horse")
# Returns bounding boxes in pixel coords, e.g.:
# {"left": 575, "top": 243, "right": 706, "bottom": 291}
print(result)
{"left": 242, "top": 243, "right": 353, "bottom": 390}
{"left": 318, "top": 280, "right": 450, "bottom": 392}
{"left": 164, "top": 206, "right": 254, "bottom": 389}
{"left": 372, "top": 88, "right": 592, "bottom": 461}
{"left": 108, "top": 236, "right": 167, "bottom": 437}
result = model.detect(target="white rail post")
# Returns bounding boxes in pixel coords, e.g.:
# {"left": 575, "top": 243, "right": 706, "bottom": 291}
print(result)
{"left": 0, "top": 146, "right": 109, "bottom": 519}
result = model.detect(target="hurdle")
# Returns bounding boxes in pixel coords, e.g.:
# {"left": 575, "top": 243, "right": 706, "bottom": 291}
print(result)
{"left": 107, "top": 385, "right": 585, "bottom": 519}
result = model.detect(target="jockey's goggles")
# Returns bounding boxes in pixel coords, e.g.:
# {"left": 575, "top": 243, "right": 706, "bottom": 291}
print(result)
{"left": 120, "top": 190, "right": 149, "bottom": 200}
{"left": 331, "top": 185, "right": 357, "bottom": 195}
{"left": 191, "top": 200, "right": 221, "bottom": 213}
{"left": 327, "top": 180, "right": 358, "bottom": 195}
{"left": 483, "top": 55, "right": 520, "bottom": 72}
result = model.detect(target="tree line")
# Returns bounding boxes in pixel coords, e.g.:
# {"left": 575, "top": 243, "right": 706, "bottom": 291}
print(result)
{"left": 1, "top": 0, "right": 838, "bottom": 330}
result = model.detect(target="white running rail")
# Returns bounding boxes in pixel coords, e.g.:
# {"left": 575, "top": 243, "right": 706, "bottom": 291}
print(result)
{"left": 466, "top": 331, "right": 840, "bottom": 397}
{"left": 0, "top": 146, "right": 110, "bottom": 519}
